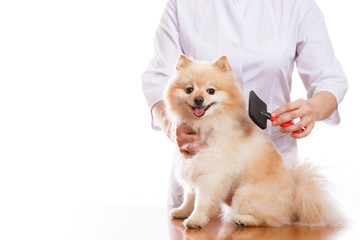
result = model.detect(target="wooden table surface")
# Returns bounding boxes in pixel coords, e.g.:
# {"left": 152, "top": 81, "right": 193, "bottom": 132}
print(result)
{"left": 170, "top": 217, "right": 343, "bottom": 240}
{"left": 76, "top": 204, "right": 360, "bottom": 240}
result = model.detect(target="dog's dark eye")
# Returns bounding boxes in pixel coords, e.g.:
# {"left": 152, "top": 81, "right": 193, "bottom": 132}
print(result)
{"left": 186, "top": 87, "right": 194, "bottom": 94}
{"left": 207, "top": 88, "right": 215, "bottom": 95}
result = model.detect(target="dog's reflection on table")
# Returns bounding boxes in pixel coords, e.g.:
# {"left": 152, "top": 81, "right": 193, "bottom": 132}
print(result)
{"left": 168, "top": 217, "right": 342, "bottom": 240}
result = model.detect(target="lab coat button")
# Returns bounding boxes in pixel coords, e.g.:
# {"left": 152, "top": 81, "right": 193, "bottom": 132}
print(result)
{"left": 232, "top": 40, "right": 241, "bottom": 48}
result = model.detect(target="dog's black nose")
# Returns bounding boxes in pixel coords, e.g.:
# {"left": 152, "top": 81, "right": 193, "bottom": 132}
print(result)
{"left": 194, "top": 96, "right": 204, "bottom": 106}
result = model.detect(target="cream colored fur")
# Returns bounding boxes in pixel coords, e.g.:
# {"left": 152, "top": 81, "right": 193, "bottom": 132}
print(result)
{"left": 164, "top": 55, "right": 344, "bottom": 229}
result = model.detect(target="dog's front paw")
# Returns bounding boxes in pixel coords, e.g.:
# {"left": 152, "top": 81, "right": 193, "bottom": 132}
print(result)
{"left": 184, "top": 215, "right": 209, "bottom": 229}
{"left": 169, "top": 207, "right": 192, "bottom": 219}
{"left": 232, "top": 214, "right": 264, "bottom": 227}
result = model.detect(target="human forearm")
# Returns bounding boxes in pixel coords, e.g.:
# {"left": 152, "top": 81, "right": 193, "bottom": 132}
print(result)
{"left": 307, "top": 91, "right": 338, "bottom": 122}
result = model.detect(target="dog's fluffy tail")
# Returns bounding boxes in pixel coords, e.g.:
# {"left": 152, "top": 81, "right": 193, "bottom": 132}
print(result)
{"left": 289, "top": 161, "right": 345, "bottom": 227}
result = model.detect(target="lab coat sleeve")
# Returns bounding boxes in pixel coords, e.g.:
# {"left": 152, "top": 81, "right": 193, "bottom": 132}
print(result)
{"left": 141, "top": 0, "right": 183, "bottom": 130}
{"left": 295, "top": 0, "right": 348, "bottom": 125}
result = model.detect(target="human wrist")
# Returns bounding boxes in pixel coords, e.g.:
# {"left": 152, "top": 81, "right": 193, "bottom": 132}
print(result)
{"left": 307, "top": 91, "right": 337, "bottom": 122}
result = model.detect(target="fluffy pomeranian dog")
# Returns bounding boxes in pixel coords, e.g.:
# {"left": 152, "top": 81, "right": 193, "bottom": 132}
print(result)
{"left": 164, "top": 55, "right": 343, "bottom": 229}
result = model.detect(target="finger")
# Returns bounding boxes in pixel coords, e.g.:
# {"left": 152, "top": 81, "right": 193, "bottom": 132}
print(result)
{"left": 279, "top": 116, "right": 311, "bottom": 133}
{"left": 271, "top": 99, "right": 305, "bottom": 118}
{"left": 272, "top": 110, "right": 302, "bottom": 126}
{"left": 177, "top": 124, "right": 197, "bottom": 135}
{"left": 180, "top": 143, "right": 208, "bottom": 159}
{"left": 290, "top": 122, "right": 314, "bottom": 139}
{"left": 179, "top": 149, "right": 196, "bottom": 159}
{"left": 176, "top": 124, "right": 200, "bottom": 147}
{"left": 177, "top": 134, "right": 201, "bottom": 148}
{"left": 279, "top": 122, "right": 303, "bottom": 134}
{"left": 183, "top": 143, "right": 208, "bottom": 153}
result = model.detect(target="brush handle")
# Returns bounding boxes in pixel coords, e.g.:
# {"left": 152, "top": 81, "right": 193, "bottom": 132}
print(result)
{"left": 270, "top": 116, "right": 303, "bottom": 134}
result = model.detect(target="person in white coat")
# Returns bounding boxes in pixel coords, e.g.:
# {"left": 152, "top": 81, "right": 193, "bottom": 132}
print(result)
{"left": 142, "top": 0, "right": 348, "bottom": 206}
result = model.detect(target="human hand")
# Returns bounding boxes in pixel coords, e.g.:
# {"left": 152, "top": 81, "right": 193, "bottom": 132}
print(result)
{"left": 271, "top": 99, "right": 315, "bottom": 139}
{"left": 176, "top": 124, "right": 208, "bottom": 158}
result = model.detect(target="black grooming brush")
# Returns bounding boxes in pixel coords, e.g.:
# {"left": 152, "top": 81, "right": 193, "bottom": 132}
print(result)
{"left": 248, "top": 90, "right": 303, "bottom": 133}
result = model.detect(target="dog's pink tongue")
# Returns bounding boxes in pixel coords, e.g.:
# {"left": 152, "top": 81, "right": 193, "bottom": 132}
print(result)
{"left": 194, "top": 107, "right": 205, "bottom": 117}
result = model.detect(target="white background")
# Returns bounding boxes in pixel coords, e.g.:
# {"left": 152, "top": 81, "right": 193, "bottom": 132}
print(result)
{"left": 0, "top": 0, "right": 359, "bottom": 239}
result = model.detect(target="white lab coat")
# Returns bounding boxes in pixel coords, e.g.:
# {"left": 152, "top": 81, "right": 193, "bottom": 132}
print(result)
{"left": 142, "top": 0, "right": 348, "bottom": 205}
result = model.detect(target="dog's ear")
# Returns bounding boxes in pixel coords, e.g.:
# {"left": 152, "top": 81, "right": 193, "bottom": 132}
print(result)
{"left": 213, "top": 56, "right": 231, "bottom": 72}
{"left": 176, "top": 54, "right": 192, "bottom": 70}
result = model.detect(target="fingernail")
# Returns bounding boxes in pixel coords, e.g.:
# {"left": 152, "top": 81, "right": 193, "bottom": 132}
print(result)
{"left": 272, "top": 121, "right": 278, "bottom": 126}
{"left": 271, "top": 112, "right": 277, "bottom": 117}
